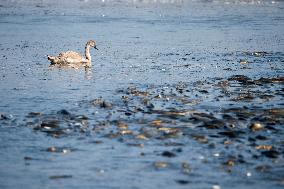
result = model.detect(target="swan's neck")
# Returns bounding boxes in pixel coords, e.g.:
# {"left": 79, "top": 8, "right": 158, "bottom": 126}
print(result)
{"left": 85, "top": 44, "right": 91, "bottom": 62}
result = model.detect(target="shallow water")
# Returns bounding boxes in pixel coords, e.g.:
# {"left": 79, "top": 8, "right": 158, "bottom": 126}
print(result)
{"left": 0, "top": 0, "right": 284, "bottom": 188}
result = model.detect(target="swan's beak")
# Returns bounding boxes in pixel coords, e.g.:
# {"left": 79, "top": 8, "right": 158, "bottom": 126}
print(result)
{"left": 94, "top": 46, "right": 98, "bottom": 50}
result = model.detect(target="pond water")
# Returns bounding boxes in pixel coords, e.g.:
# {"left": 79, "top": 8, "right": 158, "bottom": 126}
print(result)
{"left": 0, "top": 0, "right": 284, "bottom": 188}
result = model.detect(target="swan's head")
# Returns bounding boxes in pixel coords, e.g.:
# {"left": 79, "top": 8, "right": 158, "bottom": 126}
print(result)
{"left": 87, "top": 40, "right": 98, "bottom": 50}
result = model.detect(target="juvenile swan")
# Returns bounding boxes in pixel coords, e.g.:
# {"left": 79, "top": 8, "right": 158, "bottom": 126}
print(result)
{"left": 47, "top": 40, "right": 98, "bottom": 67}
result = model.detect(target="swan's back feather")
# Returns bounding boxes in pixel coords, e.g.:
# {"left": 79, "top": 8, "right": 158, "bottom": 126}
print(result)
{"left": 58, "top": 51, "right": 83, "bottom": 60}
{"left": 52, "top": 51, "right": 88, "bottom": 65}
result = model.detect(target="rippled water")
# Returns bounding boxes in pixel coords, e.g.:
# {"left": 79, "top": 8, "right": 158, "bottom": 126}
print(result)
{"left": 0, "top": 0, "right": 284, "bottom": 189}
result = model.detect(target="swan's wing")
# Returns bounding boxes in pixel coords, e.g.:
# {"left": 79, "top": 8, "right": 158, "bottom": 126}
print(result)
{"left": 56, "top": 51, "right": 86, "bottom": 64}
{"left": 58, "top": 51, "right": 83, "bottom": 60}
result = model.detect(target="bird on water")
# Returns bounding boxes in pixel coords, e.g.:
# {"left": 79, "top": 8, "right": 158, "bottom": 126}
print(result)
{"left": 47, "top": 40, "right": 98, "bottom": 67}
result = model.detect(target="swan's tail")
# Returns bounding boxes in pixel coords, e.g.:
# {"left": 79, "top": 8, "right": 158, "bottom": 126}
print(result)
{"left": 47, "top": 55, "right": 59, "bottom": 65}
{"left": 47, "top": 55, "right": 55, "bottom": 61}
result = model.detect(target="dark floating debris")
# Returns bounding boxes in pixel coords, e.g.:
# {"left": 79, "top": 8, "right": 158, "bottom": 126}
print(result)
{"left": 218, "top": 131, "right": 239, "bottom": 138}
{"left": 161, "top": 151, "right": 176, "bottom": 158}
{"left": 228, "top": 75, "right": 254, "bottom": 85}
{"left": 39, "top": 120, "right": 60, "bottom": 129}
{"left": 47, "top": 147, "right": 57, "bottom": 152}
{"left": 255, "top": 165, "right": 271, "bottom": 172}
{"left": 57, "top": 109, "right": 71, "bottom": 116}
{"left": 176, "top": 179, "right": 190, "bottom": 185}
{"left": 261, "top": 150, "right": 280, "bottom": 159}
{"left": 27, "top": 112, "right": 42, "bottom": 117}
{"left": 49, "top": 175, "right": 73, "bottom": 180}
{"left": 22, "top": 74, "right": 284, "bottom": 178}
{"left": 0, "top": 113, "right": 8, "bottom": 120}
{"left": 92, "top": 98, "right": 112, "bottom": 108}
{"left": 24, "top": 156, "right": 33, "bottom": 161}
{"left": 191, "top": 134, "right": 208, "bottom": 143}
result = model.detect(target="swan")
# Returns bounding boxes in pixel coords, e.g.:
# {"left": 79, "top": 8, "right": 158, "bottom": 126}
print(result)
{"left": 47, "top": 40, "right": 98, "bottom": 67}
